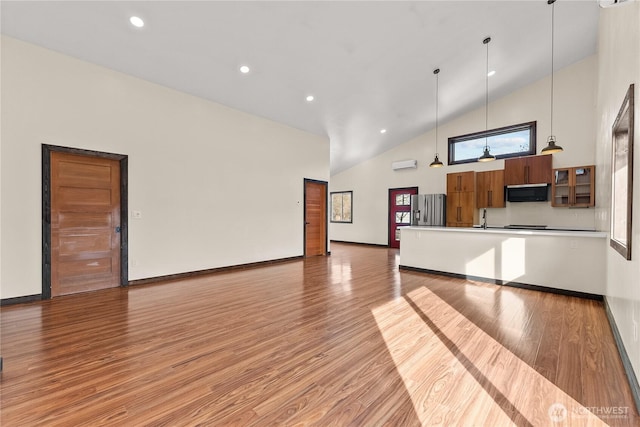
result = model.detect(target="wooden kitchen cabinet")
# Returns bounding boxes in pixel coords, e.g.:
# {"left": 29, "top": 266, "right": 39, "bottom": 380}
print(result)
{"left": 552, "top": 166, "right": 595, "bottom": 207}
{"left": 446, "top": 172, "right": 477, "bottom": 227}
{"left": 447, "top": 192, "right": 476, "bottom": 227}
{"left": 504, "top": 155, "right": 552, "bottom": 185}
{"left": 476, "top": 170, "right": 505, "bottom": 208}
{"left": 447, "top": 171, "right": 475, "bottom": 193}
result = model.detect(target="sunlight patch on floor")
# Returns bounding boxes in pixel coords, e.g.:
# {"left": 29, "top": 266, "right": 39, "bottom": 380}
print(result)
{"left": 371, "top": 286, "right": 608, "bottom": 426}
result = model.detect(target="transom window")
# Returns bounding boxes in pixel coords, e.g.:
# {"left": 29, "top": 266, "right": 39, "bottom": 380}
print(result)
{"left": 448, "top": 121, "right": 537, "bottom": 165}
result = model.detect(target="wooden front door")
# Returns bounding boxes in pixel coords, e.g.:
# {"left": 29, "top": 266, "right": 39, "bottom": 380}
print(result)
{"left": 388, "top": 187, "right": 418, "bottom": 249}
{"left": 304, "top": 179, "right": 327, "bottom": 257}
{"left": 50, "top": 151, "right": 122, "bottom": 297}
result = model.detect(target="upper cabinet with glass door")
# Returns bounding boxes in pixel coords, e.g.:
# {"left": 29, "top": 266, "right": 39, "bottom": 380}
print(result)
{"left": 551, "top": 166, "right": 595, "bottom": 207}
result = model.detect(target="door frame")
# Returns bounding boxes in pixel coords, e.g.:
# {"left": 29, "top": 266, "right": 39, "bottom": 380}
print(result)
{"left": 42, "top": 144, "right": 129, "bottom": 299}
{"left": 388, "top": 186, "right": 419, "bottom": 247}
{"left": 303, "top": 178, "right": 328, "bottom": 257}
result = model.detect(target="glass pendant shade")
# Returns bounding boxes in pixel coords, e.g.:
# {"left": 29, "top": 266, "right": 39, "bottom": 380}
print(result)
{"left": 429, "top": 154, "right": 444, "bottom": 168}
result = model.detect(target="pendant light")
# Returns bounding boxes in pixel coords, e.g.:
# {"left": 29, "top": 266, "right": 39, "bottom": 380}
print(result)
{"left": 478, "top": 37, "right": 496, "bottom": 162}
{"left": 429, "top": 68, "right": 444, "bottom": 168}
{"left": 541, "top": 0, "right": 564, "bottom": 154}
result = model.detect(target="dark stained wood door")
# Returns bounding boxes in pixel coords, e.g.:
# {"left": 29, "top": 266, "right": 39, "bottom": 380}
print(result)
{"left": 304, "top": 179, "right": 327, "bottom": 257}
{"left": 388, "top": 187, "right": 418, "bottom": 249}
{"left": 51, "top": 152, "right": 121, "bottom": 297}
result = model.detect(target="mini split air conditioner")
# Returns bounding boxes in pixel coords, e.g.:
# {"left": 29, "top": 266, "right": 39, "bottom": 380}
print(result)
{"left": 391, "top": 159, "right": 417, "bottom": 170}
{"left": 599, "top": 0, "right": 633, "bottom": 7}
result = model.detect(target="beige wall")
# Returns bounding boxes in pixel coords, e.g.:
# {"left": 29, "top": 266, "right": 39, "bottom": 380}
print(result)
{"left": 0, "top": 36, "right": 329, "bottom": 299}
{"left": 330, "top": 55, "right": 598, "bottom": 245}
{"left": 596, "top": 3, "right": 640, "bottom": 386}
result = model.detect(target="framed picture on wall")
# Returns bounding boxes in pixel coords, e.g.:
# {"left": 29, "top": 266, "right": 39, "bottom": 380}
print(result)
{"left": 610, "top": 84, "right": 634, "bottom": 260}
{"left": 331, "top": 191, "right": 352, "bottom": 223}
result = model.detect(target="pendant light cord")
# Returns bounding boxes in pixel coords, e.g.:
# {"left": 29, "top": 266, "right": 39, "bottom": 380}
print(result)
{"left": 478, "top": 37, "right": 495, "bottom": 162}
{"left": 430, "top": 68, "right": 443, "bottom": 167}
{"left": 550, "top": 0, "right": 555, "bottom": 137}
{"left": 541, "top": 0, "right": 563, "bottom": 154}
{"left": 435, "top": 69, "right": 439, "bottom": 154}
{"left": 484, "top": 37, "right": 490, "bottom": 150}
{"left": 486, "top": 40, "right": 488, "bottom": 139}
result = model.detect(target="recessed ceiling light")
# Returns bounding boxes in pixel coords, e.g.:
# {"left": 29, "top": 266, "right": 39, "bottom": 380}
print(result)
{"left": 239, "top": 65, "right": 250, "bottom": 74}
{"left": 380, "top": 129, "right": 387, "bottom": 134}
{"left": 488, "top": 70, "right": 496, "bottom": 77}
{"left": 306, "top": 95, "right": 315, "bottom": 102}
{"left": 129, "top": 16, "right": 144, "bottom": 28}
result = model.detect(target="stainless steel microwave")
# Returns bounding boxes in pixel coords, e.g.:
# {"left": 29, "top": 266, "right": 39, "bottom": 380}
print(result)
{"left": 506, "top": 184, "right": 549, "bottom": 202}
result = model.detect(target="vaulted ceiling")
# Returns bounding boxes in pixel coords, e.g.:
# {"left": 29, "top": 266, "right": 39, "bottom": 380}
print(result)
{"left": 1, "top": 1, "right": 600, "bottom": 174}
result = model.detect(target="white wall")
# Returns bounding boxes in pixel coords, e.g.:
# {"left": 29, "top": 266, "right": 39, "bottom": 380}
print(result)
{"left": 595, "top": 3, "right": 640, "bottom": 390}
{"left": 0, "top": 36, "right": 329, "bottom": 299}
{"left": 331, "top": 55, "right": 598, "bottom": 245}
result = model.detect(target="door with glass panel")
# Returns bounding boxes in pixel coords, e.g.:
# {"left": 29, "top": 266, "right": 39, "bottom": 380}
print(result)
{"left": 388, "top": 187, "right": 418, "bottom": 249}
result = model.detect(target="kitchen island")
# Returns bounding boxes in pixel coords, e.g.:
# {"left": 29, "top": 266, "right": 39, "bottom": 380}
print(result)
{"left": 399, "top": 226, "right": 607, "bottom": 297}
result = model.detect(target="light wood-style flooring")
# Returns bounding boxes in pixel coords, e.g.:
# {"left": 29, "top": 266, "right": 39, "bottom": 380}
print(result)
{"left": 1, "top": 243, "right": 638, "bottom": 426}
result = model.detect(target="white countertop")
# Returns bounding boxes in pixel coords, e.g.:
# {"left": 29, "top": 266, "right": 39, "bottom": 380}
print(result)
{"left": 404, "top": 226, "right": 607, "bottom": 238}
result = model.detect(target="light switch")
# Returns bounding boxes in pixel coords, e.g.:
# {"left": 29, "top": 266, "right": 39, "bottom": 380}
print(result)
{"left": 132, "top": 210, "right": 142, "bottom": 219}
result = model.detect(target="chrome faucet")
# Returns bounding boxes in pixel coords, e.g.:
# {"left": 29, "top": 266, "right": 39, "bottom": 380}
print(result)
{"left": 482, "top": 208, "right": 487, "bottom": 229}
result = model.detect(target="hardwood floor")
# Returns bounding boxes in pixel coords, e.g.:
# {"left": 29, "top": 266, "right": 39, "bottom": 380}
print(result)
{"left": 1, "top": 243, "right": 637, "bottom": 426}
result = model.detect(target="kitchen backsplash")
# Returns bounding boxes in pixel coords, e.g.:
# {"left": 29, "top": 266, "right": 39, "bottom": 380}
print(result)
{"left": 478, "top": 201, "right": 597, "bottom": 230}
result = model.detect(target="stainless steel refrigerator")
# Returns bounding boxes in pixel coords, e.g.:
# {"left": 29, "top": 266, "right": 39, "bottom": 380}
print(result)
{"left": 411, "top": 194, "right": 446, "bottom": 226}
